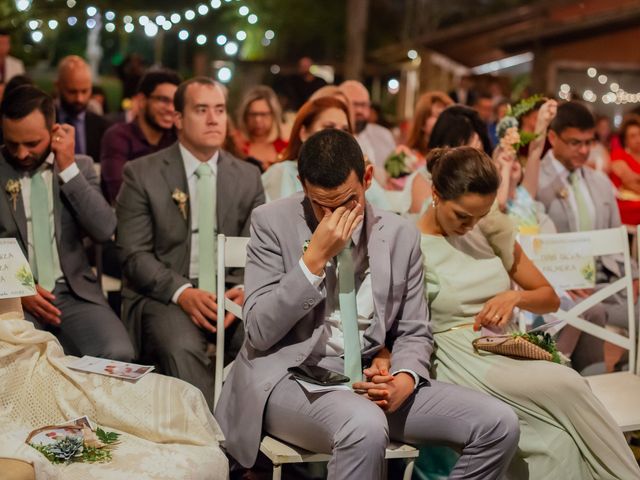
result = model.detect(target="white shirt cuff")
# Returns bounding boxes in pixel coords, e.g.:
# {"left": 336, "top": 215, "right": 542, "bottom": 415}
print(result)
{"left": 298, "top": 257, "right": 325, "bottom": 290}
{"left": 58, "top": 162, "right": 80, "bottom": 183}
{"left": 391, "top": 369, "right": 420, "bottom": 390}
{"left": 171, "top": 283, "right": 192, "bottom": 304}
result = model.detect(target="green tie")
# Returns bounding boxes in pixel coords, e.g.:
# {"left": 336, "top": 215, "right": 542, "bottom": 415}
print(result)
{"left": 337, "top": 243, "right": 362, "bottom": 384}
{"left": 30, "top": 171, "right": 55, "bottom": 290}
{"left": 569, "top": 171, "right": 593, "bottom": 231}
{"left": 195, "top": 163, "right": 217, "bottom": 293}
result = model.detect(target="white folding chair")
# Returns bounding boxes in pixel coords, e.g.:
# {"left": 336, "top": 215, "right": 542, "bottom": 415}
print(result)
{"left": 521, "top": 226, "right": 640, "bottom": 431}
{"left": 213, "top": 234, "right": 418, "bottom": 480}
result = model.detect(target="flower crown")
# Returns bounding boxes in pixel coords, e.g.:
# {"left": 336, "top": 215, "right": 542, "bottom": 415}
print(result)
{"left": 496, "top": 94, "right": 545, "bottom": 154}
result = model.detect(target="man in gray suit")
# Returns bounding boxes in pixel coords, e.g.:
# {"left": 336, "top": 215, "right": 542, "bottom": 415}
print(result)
{"left": 537, "top": 101, "right": 635, "bottom": 365}
{"left": 0, "top": 85, "right": 133, "bottom": 361}
{"left": 216, "top": 129, "right": 519, "bottom": 479}
{"left": 116, "top": 77, "right": 264, "bottom": 408}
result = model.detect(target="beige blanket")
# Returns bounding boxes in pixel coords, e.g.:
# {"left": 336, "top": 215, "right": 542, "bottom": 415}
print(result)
{"left": 0, "top": 309, "right": 228, "bottom": 479}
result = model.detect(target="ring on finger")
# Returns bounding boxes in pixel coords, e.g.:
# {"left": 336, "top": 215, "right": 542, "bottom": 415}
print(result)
{"left": 493, "top": 314, "right": 501, "bottom": 320}
{"left": 55, "top": 136, "right": 61, "bottom": 142}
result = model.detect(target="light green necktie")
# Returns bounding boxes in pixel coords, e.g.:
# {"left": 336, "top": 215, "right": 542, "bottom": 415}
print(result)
{"left": 30, "top": 170, "right": 55, "bottom": 290}
{"left": 337, "top": 243, "right": 362, "bottom": 383}
{"left": 569, "top": 171, "right": 593, "bottom": 231}
{"left": 195, "top": 163, "right": 217, "bottom": 293}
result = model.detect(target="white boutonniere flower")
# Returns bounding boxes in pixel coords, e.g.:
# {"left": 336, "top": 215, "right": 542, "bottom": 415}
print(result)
{"left": 5, "top": 179, "right": 20, "bottom": 211}
{"left": 172, "top": 188, "right": 189, "bottom": 220}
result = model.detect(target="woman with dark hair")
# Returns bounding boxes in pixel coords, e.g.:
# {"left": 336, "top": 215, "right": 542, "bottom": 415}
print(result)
{"left": 402, "top": 105, "right": 492, "bottom": 216}
{"left": 609, "top": 114, "right": 640, "bottom": 224}
{"left": 412, "top": 146, "right": 638, "bottom": 479}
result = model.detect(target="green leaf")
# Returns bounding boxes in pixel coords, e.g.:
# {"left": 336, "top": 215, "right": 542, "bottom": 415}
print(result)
{"left": 510, "top": 94, "right": 545, "bottom": 119}
{"left": 96, "top": 427, "right": 120, "bottom": 445}
{"left": 512, "top": 331, "right": 561, "bottom": 363}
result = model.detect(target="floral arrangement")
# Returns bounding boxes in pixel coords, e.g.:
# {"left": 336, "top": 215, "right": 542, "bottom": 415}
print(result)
{"left": 15, "top": 264, "right": 35, "bottom": 289}
{"left": 496, "top": 94, "right": 545, "bottom": 155}
{"left": 28, "top": 425, "right": 120, "bottom": 464}
{"left": 512, "top": 331, "right": 561, "bottom": 363}
{"left": 384, "top": 151, "right": 419, "bottom": 179}
{"left": 5, "top": 179, "right": 21, "bottom": 211}
{"left": 172, "top": 188, "right": 189, "bottom": 220}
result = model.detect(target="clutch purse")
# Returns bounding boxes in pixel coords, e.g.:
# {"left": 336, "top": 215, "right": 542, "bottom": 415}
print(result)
{"left": 472, "top": 332, "right": 560, "bottom": 363}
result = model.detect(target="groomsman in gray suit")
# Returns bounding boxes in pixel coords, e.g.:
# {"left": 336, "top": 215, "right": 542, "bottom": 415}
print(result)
{"left": 0, "top": 85, "right": 134, "bottom": 361}
{"left": 116, "top": 77, "right": 264, "bottom": 408}
{"left": 537, "top": 101, "right": 636, "bottom": 365}
{"left": 216, "top": 129, "right": 519, "bottom": 479}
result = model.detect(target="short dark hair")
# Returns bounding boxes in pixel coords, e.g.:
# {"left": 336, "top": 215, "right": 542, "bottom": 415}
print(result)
{"left": 428, "top": 105, "right": 492, "bottom": 155}
{"left": 174, "top": 76, "right": 219, "bottom": 113}
{"left": 298, "top": 129, "right": 365, "bottom": 188}
{"left": 550, "top": 101, "right": 595, "bottom": 134}
{"left": 427, "top": 146, "right": 500, "bottom": 201}
{"left": 137, "top": 68, "right": 181, "bottom": 97}
{"left": 4, "top": 74, "right": 33, "bottom": 99}
{"left": 0, "top": 85, "right": 55, "bottom": 129}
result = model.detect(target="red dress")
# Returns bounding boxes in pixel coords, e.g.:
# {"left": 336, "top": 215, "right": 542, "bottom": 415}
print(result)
{"left": 609, "top": 148, "right": 640, "bottom": 225}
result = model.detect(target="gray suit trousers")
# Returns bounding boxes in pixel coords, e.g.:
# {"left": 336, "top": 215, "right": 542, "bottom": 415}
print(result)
{"left": 24, "top": 281, "right": 134, "bottom": 362}
{"left": 264, "top": 375, "right": 520, "bottom": 480}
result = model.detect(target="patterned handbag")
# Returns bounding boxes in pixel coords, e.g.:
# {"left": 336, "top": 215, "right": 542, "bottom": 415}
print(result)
{"left": 472, "top": 332, "right": 559, "bottom": 362}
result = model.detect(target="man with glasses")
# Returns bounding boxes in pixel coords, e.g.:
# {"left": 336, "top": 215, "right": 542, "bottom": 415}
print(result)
{"left": 340, "top": 80, "right": 395, "bottom": 186}
{"left": 538, "top": 101, "right": 635, "bottom": 369}
{"left": 100, "top": 69, "right": 181, "bottom": 203}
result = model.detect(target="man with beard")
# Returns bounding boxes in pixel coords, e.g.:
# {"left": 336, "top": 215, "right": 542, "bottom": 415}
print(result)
{"left": 340, "top": 81, "right": 395, "bottom": 186}
{"left": 0, "top": 85, "right": 134, "bottom": 361}
{"left": 55, "top": 56, "right": 110, "bottom": 163}
{"left": 100, "top": 69, "right": 181, "bottom": 203}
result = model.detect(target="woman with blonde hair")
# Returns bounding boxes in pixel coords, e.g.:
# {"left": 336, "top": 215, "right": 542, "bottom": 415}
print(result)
{"left": 235, "top": 85, "right": 287, "bottom": 171}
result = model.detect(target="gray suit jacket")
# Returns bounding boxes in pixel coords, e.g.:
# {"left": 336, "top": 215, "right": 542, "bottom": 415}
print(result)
{"left": 537, "top": 151, "right": 629, "bottom": 279}
{"left": 0, "top": 152, "right": 114, "bottom": 306}
{"left": 116, "top": 143, "right": 265, "bottom": 352}
{"left": 215, "top": 193, "right": 433, "bottom": 467}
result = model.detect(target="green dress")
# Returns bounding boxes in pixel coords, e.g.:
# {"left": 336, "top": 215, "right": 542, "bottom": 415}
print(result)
{"left": 421, "top": 229, "right": 640, "bottom": 480}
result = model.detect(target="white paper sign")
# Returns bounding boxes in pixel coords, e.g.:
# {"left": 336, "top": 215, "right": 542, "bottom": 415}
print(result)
{"left": 0, "top": 238, "right": 36, "bottom": 298}
{"left": 519, "top": 233, "right": 595, "bottom": 290}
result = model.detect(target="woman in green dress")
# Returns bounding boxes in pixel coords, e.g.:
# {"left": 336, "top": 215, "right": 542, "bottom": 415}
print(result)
{"left": 417, "top": 146, "right": 639, "bottom": 479}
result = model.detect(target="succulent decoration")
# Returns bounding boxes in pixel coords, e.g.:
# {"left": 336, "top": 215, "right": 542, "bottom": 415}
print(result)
{"left": 29, "top": 426, "right": 120, "bottom": 464}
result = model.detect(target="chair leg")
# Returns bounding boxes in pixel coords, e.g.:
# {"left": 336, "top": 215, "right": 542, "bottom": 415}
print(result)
{"left": 403, "top": 459, "right": 416, "bottom": 480}
{"left": 272, "top": 464, "right": 282, "bottom": 480}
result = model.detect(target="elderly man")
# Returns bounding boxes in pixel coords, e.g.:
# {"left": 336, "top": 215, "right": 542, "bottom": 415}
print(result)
{"left": 116, "top": 77, "right": 265, "bottom": 408}
{"left": 0, "top": 85, "right": 133, "bottom": 361}
{"left": 340, "top": 80, "right": 395, "bottom": 186}
{"left": 56, "top": 55, "right": 110, "bottom": 162}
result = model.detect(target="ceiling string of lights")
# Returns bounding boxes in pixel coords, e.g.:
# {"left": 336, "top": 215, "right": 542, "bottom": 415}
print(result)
{"left": 15, "top": 0, "right": 275, "bottom": 51}
{"left": 558, "top": 67, "right": 639, "bottom": 105}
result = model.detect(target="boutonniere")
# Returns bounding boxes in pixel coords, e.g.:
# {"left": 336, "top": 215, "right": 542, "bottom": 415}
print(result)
{"left": 5, "top": 179, "right": 20, "bottom": 211}
{"left": 302, "top": 239, "right": 310, "bottom": 253}
{"left": 557, "top": 188, "right": 569, "bottom": 200}
{"left": 171, "top": 188, "right": 189, "bottom": 220}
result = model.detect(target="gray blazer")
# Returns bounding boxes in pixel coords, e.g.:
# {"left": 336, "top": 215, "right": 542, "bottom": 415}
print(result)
{"left": 116, "top": 143, "right": 265, "bottom": 351}
{"left": 537, "top": 151, "right": 628, "bottom": 278}
{"left": 0, "top": 152, "right": 114, "bottom": 306}
{"left": 215, "top": 193, "right": 433, "bottom": 467}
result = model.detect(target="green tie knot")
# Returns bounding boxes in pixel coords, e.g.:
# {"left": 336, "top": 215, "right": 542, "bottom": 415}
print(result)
{"left": 196, "top": 163, "right": 212, "bottom": 178}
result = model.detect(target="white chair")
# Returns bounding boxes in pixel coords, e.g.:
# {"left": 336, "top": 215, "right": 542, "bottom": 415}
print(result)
{"left": 213, "top": 234, "right": 418, "bottom": 480}
{"left": 520, "top": 226, "right": 640, "bottom": 431}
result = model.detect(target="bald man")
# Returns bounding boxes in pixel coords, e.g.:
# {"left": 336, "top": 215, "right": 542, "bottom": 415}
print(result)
{"left": 339, "top": 81, "right": 395, "bottom": 185}
{"left": 56, "top": 55, "right": 110, "bottom": 162}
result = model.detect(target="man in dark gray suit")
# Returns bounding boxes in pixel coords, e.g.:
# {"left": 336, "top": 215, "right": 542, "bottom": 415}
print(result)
{"left": 0, "top": 85, "right": 133, "bottom": 361}
{"left": 116, "top": 77, "right": 264, "bottom": 408}
{"left": 216, "top": 129, "right": 519, "bottom": 479}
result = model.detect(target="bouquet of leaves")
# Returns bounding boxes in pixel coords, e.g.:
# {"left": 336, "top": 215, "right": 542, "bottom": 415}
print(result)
{"left": 384, "top": 150, "right": 418, "bottom": 179}
{"left": 28, "top": 425, "right": 120, "bottom": 464}
{"left": 496, "top": 94, "right": 545, "bottom": 155}
{"left": 472, "top": 329, "right": 562, "bottom": 363}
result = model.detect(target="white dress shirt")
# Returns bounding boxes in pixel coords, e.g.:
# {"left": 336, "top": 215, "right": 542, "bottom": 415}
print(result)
{"left": 549, "top": 152, "right": 597, "bottom": 228}
{"left": 299, "top": 222, "right": 419, "bottom": 386}
{"left": 171, "top": 144, "right": 219, "bottom": 303}
{"left": 20, "top": 154, "right": 80, "bottom": 285}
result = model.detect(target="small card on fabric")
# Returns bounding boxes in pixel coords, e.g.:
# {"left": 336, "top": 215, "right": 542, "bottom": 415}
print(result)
{"left": 68, "top": 356, "right": 154, "bottom": 382}
{"left": 294, "top": 378, "right": 352, "bottom": 393}
{"left": 0, "top": 238, "right": 36, "bottom": 299}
